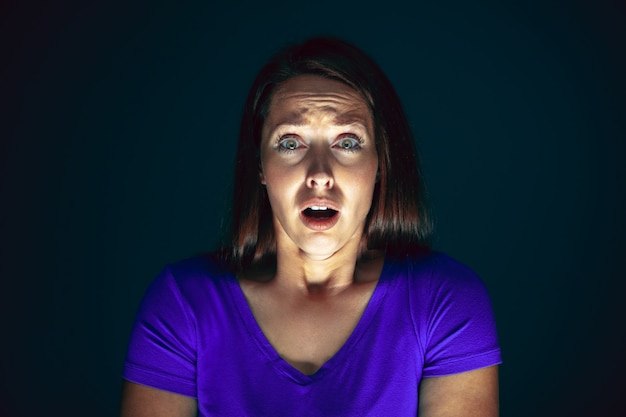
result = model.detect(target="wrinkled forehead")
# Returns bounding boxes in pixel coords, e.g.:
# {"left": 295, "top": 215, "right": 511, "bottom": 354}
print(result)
{"left": 265, "top": 75, "right": 373, "bottom": 130}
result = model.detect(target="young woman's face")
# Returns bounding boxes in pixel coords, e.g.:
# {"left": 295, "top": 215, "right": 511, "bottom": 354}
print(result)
{"left": 259, "top": 75, "right": 378, "bottom": 260}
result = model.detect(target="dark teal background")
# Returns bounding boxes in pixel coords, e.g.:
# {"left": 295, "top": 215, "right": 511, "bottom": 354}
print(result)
{"left": 1, "top": 1, "right": 625, "bottom": 416}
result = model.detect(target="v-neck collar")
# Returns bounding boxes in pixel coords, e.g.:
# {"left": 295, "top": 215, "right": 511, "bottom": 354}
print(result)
{"left": 226, "top": 259, "right": 392, "bottom": 385}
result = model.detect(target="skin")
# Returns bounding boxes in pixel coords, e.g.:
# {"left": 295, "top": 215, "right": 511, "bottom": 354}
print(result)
{"left": 119, "top": 75, "right": 499, "bottom": 416}
{"left": 419, "top": 366, "right": 499, "bottom": 417}
{"left": 242, "top": 74, "right": 383, "bottom": 375}
{"left": 120, "top": 382, "right": 196, "bottom": 417}
{"left": 258, "top": 74, "right": 380, "bottom": 289}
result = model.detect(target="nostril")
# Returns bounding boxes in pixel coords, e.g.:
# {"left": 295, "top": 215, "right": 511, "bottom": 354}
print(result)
{"left": 307, "top": 172, "right": 334, "bottom": 188}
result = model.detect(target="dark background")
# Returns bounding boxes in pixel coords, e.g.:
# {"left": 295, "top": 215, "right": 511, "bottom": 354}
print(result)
{"left": 1, "top": 0, "right": 624, "bottom": 416}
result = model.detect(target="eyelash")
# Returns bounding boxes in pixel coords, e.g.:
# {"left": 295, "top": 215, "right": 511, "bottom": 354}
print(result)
{"left": 275, "top": 134, "right": 363, "bottom": 154}
{"left": 335, "top": 134, "right": 363, "bottom": 153}
{"left": 276, "top": 135, "right": 301, "bottom": 154}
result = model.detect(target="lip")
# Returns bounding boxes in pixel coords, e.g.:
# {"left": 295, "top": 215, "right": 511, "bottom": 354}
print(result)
{"left": 299, "top": 198, "right": 340, "bottom": 213}
{"left": 299, "top": 198, "right": 341, "bottom": 231}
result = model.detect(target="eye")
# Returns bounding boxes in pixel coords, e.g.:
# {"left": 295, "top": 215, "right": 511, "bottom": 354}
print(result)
{"left": 277, "top": 136, "right": 302, "bottom": 153}
{"left": 335, "top": 135, "right": 362, "bottom": 151}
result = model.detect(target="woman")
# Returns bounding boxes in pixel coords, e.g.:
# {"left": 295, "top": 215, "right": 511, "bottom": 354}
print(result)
{"left": 120, "top": 37, "right": 501, "bottom": 416}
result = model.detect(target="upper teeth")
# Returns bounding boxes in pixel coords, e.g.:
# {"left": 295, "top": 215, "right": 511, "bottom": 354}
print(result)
{"left": 310, "top": 206, "right": 328, "bottom": 211}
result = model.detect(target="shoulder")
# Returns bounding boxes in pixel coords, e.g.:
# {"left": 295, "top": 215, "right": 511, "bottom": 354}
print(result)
{"left": 157, "top": 250, "right": 234, "bottom": 287}
{"left": 123, "top": 253, "right": 234, "bottom": 399}
{"left": 386, "top": 250, "right": 496, "bottom": 334}
{"left": 386, "top": 250, "right": 486, "bottom": 292}
{"left": 140, "top": 251, "right": 236, "bottom": 312}
{"left": 392, "top": 251, "right": 501, "bottom": 376}
{"left": 165, "top": 250, "right": 232, "bottom": 277}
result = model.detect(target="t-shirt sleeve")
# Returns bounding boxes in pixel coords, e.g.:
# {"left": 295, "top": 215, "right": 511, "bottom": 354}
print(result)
{"left": 411, "top": 254, "right": 502, "bottom": 378}
{"left": 122, "top": 266, "right": 197, "bottom": 397}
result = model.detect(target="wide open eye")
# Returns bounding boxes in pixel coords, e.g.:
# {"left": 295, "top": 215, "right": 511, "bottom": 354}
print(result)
{"left": 335, "top": 135, "right": 362, "bottom": 151}
{"left": 277, "top": 136, "right": 301, "bottom": 152}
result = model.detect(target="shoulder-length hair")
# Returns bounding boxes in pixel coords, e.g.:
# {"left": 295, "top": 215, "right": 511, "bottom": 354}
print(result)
{"left": 228, "top": 37, "right": 432, "bottom": 271}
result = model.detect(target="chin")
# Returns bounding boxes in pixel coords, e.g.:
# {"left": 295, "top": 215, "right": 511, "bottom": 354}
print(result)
{"left": 300, "top": 245, "right": 338, "bottom": 259}
{"left": 301, "top": 237, "right": 359, "bottom": 259}
{"left": 294, "top": 237, "right": 337, "bottom": 257}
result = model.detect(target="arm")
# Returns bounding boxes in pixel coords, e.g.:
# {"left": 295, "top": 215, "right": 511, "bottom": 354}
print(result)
{"left": 120, "top": 381, "right": 198, "bottom": 417}
{"left": 418, "top": 365, "right": 499, "bottom": 417}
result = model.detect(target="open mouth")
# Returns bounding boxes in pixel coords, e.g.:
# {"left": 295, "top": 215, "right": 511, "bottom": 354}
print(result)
{"left": 302, "top": 206, "right": 339, "bottom": 220}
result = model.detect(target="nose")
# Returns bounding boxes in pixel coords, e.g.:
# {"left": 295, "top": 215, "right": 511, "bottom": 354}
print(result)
{"left": 305, "top": 149, "right": 334, "bottom": 189}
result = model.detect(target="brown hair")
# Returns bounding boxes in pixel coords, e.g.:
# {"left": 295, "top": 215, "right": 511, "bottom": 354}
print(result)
{"left": 228, "top": 37, "right": 432, "bottom": 270}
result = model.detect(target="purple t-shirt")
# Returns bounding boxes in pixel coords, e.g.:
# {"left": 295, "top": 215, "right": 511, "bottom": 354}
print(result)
{"left": 123, "top": 251, "right": 501, "bottom": 416}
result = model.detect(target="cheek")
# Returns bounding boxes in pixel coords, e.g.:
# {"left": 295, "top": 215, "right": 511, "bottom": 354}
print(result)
{"left": 357, "top": 159, "right": 379, "bottom": 201}
{"left": 343, "top": 164, "right": 378, "bottom": 202}
{"left": 356, "top": 157, "right": 379, "bottom": 186}
{"left": 263, "top": 164, "right": 292, "bottom": 190}
{"left": 263, "top": 166, "right": 300, "bottom": 210}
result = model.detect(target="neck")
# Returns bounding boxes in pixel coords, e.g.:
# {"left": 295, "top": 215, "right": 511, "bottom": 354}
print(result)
{"left": 272, "top": 243, "right": 384, "bottom": 296}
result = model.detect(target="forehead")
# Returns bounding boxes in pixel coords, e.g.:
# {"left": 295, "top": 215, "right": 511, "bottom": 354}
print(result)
{"left": 265, "top": 75, "right": 372, "bottom": 129}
